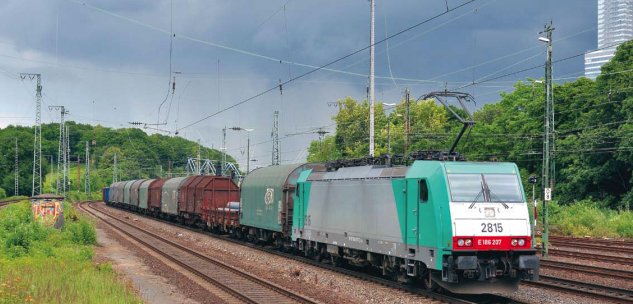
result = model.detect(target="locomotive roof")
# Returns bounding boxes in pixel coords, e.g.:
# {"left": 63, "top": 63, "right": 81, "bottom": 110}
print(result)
{"left": 308, "top": 165, "right": 408, "bottom": 181}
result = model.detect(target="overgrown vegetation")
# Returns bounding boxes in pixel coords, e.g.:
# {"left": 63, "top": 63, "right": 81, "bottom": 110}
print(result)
{"left": 0, "top": 201, "right": 141, "bottom": 303}
{"left": 548, "top": 200, "right": 633, "bottom": 238}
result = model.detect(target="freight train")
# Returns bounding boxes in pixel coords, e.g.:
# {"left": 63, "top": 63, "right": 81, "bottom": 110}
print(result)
{"left": 103, "top": 159, "right": 539, "bottom": 294}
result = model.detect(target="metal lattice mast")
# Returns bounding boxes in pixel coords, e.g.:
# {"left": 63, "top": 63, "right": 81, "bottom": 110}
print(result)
{"left": 405, "top": 88, "right": 410, "bottom": 156}
{"left": 64, "top": 125, "right": 70, "bottom": 196}
{"left": 49, "top": 105, "right": 67, "bottom": 195}
{"left": 14, "top": 138, "right": 19, "bottom": 196}
{"left": 368, "top": 0, "right": 376, "bottom": 157}
{"left": 85, "top": 141, "right": 91, "bottom": 193}
{"left": 21, "top": 73, "right": 42, "bottom": 196}
{"left": 113, "top": 153, "right": 118, "bottom": 183}
{"left": 197, "top": 140, "right": 201, "bottom": 175}
{"left": 272, "top": 110, "right": 280, "bottom": 165}
{"left": 222, "top": 127, "right": 227, "bottom": 175}
{"left": 540, "top": 22, "right": 554, "bottom": 257}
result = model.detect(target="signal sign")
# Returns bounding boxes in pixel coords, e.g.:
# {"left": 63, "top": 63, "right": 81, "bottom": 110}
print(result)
{"left": 544, "top": 188, "right": 552, "bottom": 201}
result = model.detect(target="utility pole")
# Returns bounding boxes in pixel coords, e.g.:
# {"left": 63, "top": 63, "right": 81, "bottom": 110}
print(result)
{"left": 539, "top": 22, "right": 554, "bottom": 257}
{"left": 21, "top": 73, "right": 42, "bottom": 196}
{"left": 77, "top": 154, "right": 81, "bottom": 193}
{"left": 14, "top": 138, "right": 19, "bottom": 196}
{"left": 85, "top": 141, "right": 91, "bottom": 193}
{"left": 113, "top": 153, "right": 118, "bottom": 183}
{"left": 405, "top": 88, "right": 410, "bottom": 156}
{"left": 247, "top": 132, "right": 251, "bottom": 173}
{"left": 197, "top": 140, "right": 201, "bottom": 175}
{"left": 65, "top": 125, "right": 70, "bottom": 196}
{"left": 222, "top": 127, "right": 227, "bottom": 175}
{"left": 272, "top": 111, "right": 280, "bottom": 165}
{"left": 368, "top": 0, "right": 376, "bottom": 157}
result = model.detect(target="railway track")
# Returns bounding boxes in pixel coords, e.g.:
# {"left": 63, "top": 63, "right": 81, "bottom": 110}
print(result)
{"left": 548, "top": 248, "right": 633, "bottom": 265}
{"left": 551, "top": 238, "right": 633, "bottom": 255}
{"left": 79, "top": 201, "right": 318, "bottom": 304}
{"left": 0, "top": 198, "right": 23, "bottom": 207}
{"left": 540, "top": 259, "right": 633, "bottom": 280}
{"left": 92, "top": 202, "right": 515, "bottom": 304}
{"left": 550, "top": 236, "right": 633, "bottom": 247}
{"left": 523, "top": 274, "right": 633, "bottom": 303}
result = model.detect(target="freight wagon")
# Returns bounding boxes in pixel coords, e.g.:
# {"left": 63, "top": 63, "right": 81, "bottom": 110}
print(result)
{"left": 104, "top": 159, "right": 538, "bottom": 294}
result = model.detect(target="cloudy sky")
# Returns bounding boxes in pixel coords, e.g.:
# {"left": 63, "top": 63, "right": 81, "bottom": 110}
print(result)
{"left": 0, "top": 0, "right": 596, "bottom": 169}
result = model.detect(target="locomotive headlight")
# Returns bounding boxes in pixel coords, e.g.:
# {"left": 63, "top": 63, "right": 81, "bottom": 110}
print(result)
{"left": 458, "top": 239, "right": 465, "bottom": 246}
{"left": 511, "top": 239, "right": 518, "bottom": 246}
{"left": 464, "top": 239, "right": 472, "bottom": 246}
{"left": 518, "top": 239, "right": 526, "bottom": 246}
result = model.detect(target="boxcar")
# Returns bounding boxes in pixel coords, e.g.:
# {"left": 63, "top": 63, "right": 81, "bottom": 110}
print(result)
{"left": 138, "top": 179, "right": 156, "bottom": 210}
{"left": 123, "top": 180, "right": 137, "bottom": 206}
{"left": 178, "top": 176, "right": 208, "bottom": 220}
{"left": 129, "top": 179, "right": 145, "bottom": 209}
{"left": 102, "top": 187, "right": 110, "bottom": 203}
{"left": 240, "top": 163, "right": 322, "bottom": 244}
{"left": 199, "top": 176, "right": 240, "bottom": 232}
{"left": 113, "top": 181, "right": 125, "bottom": 204}
{"left": 148, "top": 179, "right": 167, "bottom": 213}
{"left": 161, "top": 177, "right": 189, "bottom": 216}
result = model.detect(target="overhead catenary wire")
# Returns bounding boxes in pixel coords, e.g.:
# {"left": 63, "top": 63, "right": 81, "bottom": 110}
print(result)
{"left": 65, "top": 0, "right": 474, "bottom": 85}
{"left": 454, "top": 40, "right": 631, "bottom": 91}
{"left": 176, "top": 0, "right": 476, "bottom": 132}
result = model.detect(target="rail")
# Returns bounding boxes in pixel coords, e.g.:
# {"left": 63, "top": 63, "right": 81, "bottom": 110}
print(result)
{"left": 79, "top": 201, "right": 318, "bottom": 304}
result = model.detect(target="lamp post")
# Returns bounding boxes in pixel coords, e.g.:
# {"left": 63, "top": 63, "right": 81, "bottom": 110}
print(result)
{"left": 229, "top": 127, "right": 254, "bottom": 174}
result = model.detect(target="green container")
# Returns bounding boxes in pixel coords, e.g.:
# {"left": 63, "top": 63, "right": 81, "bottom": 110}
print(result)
{"left": 240, "top": 163, "right": 317, "bottom": 234}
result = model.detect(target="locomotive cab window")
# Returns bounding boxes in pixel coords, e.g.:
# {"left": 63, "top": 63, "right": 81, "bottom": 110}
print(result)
{"left": 419, "top": 179, "right": 429, "bottom": 202}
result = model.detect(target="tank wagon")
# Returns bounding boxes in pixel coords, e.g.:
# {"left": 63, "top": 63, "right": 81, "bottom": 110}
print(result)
{"left": 104, "top": 160, "right": 538, "bottom": 294}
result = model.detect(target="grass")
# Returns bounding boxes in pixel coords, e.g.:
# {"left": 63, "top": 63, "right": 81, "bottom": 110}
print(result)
{"left": 546, "top": 199, "right": 633, "bottom": 238}
{"left": 0, "top": 201, "right": 141, "bottom": 304}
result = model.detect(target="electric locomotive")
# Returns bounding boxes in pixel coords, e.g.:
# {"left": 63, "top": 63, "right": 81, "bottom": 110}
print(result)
{"left": 290, "top": 160, "right": 539, "bottom": 294}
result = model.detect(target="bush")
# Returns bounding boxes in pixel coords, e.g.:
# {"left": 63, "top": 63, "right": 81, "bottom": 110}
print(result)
{"left": 65, "top": 220, "right": 97, "bottom": 246}
{"left": 4, "top": 223, "right": 48, "bottom": 256}
{"left": 548, "top": 199, "right": 633, "bottom": 238}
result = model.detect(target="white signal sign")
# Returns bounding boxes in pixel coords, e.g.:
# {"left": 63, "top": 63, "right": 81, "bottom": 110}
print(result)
{"left": 544, "top": 188, "right": 552, "bottom": 201}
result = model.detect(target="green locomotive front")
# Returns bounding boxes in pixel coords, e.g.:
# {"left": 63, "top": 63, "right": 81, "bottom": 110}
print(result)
{"left": 291, "top": 160, "right": 539, "bottom": 294}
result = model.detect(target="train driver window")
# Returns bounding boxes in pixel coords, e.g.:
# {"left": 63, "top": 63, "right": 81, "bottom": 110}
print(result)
{"left": 419, "top": 179, "right": 429, "bottom": 202}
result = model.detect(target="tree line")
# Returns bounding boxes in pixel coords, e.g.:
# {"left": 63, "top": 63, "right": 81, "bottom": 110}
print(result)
{"left": 308, "top": 41, "right": 633, "bottom": 210}
{"left": 0, "top": 122, "right": 233, "bottom": 197}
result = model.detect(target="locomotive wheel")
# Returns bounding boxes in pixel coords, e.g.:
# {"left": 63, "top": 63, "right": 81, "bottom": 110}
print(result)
{"left": 422, "top": 272, "right": 439, "bottom": 291}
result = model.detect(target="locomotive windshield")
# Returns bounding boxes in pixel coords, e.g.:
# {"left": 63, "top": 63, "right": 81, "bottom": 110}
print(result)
{"left": 447, "top": 173, "right": 523, "bottom": 203}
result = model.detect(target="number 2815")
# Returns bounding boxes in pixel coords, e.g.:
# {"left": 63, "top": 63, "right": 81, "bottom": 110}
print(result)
{"left": 481, "top": 222, "right": 503, "bottom": 233}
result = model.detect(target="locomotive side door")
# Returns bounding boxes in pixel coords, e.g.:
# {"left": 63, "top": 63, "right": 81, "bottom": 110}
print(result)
{"left": 406, "top": 179, "right": 420, "bottom": 249}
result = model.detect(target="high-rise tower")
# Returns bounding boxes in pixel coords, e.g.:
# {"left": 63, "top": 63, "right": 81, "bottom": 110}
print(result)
{"left": 584, "top": 0, "right": 633, "bottom": 79}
